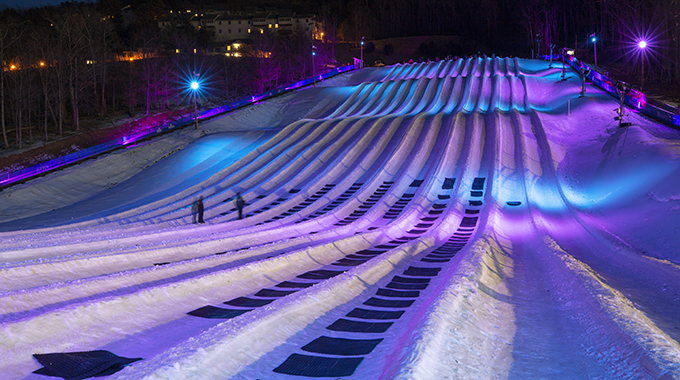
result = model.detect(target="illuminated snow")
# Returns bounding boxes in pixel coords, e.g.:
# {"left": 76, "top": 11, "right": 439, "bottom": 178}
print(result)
{"left": 1, "top": 58, "right": 680, "bottom": 380}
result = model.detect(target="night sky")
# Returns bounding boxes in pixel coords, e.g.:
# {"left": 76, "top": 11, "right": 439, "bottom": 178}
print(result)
{"left": 0, "top": 0, "right": 68, "bottom": 9}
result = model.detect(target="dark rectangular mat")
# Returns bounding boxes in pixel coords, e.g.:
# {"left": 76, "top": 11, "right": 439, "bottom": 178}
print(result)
{"left": 386, "top": 281, "right": 429, "bottom": 290}
{"left": 187, "top": 306, "right": 252, "bottom": 319}
{"left": 403, "top": 266, "right": 442, "bottom": 277}
{"left": 376, "top": 288, "right": 420, "bottom": 298}
{"left": 472, "top": 177, "right": 486, "bottom": 190}
{"left": 273, "top": 354, "right": 363, "bottom": 377}
{"left": 277, "top": 281, "right": 316, "bottom": 289}
{"left": 224, "top": 297, "right": 275, "bottom": 307}
{"left": 442, "top": 177, "right": 455, "bottom": 189}
{"left": 422, "top": 258, "right": 450, "bottom": 263}
{"left": 363, "top": 297, "right": 415, "bottom": 308}
{"left": 355, "top": 249, "right": 385, "bottom": 256}
{"left": 33, "top": 350, "right": 142, "bottom": 380}
{"left": 297, "top": 270, "right": 345, "bottom": 280}
{"left": 346, "top": 308, "right": 405, "bottom": 320}
{"left": 327, "top": 319, "right": 393, "bottom": 333}
{"left": 345, "top": 254, "right": 373, "bottom": 260}
{"left": 392, "top": 275, "right": 430, "bottom": 284}
{"left": 461, "top": 217, "right": 479, "bottom": 227}
{"left": 333, "top": 258, "right": 368, "bottom": 266}
{"left": 428, "top": 254, "right": 457, "bottom": 258}
{"left": 301, "top": 336, "right": 383, "bottom": 356}
{"left": 254, "top": 289, "right": 298, "bottom": 297}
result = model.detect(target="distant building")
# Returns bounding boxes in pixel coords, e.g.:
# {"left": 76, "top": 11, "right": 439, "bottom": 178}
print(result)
{"left": 158, "top": 7, "right": 315, "bottom": 44}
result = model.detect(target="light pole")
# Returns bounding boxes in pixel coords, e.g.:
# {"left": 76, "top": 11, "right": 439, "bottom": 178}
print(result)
{"left": 638, "top": 40, "right": 647, "bottom": 92}
{"left": 360, "top": 37, "right": 364, "bottom": 68}
{"left": 590, "top": 34, "right": 597, "bottom": 69}
{"left": 312, "top": 45, "right": 317, "bottom": 87}
{"left": 191, "top": 76, "right": 199, "bottom": 129}
{"left": 560, "top": 47, "right": 567, "bottom": 81}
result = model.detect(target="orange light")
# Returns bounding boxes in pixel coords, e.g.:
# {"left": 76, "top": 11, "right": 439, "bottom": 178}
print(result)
{"left": 10, "top": 64, "right": 16, "bottom": 70}
{"left": 39, "top": 61, "right": 45, "bottom": 67}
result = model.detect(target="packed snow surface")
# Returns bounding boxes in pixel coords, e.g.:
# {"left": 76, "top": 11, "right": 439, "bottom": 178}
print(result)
{"left": 1, "top": 58, "right": 680, "bottom": 380}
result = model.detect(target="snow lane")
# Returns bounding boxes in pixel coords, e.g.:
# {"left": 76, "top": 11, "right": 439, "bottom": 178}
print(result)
{"left": 3, "top": 58, "right": 680, "bottom": 379}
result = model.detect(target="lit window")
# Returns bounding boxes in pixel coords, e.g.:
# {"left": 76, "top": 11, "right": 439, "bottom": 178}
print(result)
{"left": 228, "top": 46, "right": 231, "bottom": 51}
{"left": 268, "top": 24, "right": 272, "bottom": 28}
{"left": 176, "top": 49, "right": 180, "bottom": 53}
{"left": 275, "top": 24, "right": 278, "bottom": 28}
{"left": 194, "top": 48, "right": 197, "bottom": 54}
{"left": 248, "top": 29, "right": 251, "bottom": 33}
{"left": 260, "top": 29, "right": 264, "bottom": 34}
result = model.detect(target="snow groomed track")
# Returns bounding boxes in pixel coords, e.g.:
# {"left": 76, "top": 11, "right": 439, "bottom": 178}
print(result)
{"left": 2, "top": 57, "right": 680, "bottom": 379}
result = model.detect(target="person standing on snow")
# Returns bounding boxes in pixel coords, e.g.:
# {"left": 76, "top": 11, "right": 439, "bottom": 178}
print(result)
{"left": 197, "top": 196, "right": 205, "bottom": 223}
{"left": 235, "top": 193, "right": 245, "bottom": 219}
{"left": 191, "top": 199, "right": 198, "bottom": 223}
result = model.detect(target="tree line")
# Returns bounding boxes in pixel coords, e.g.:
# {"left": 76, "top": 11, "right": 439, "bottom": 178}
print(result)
{"left": 2, "top": 0, "right": 679, "bottom": 151}
{"left": 0, "top": 1, "right": 327, "bottom": 150}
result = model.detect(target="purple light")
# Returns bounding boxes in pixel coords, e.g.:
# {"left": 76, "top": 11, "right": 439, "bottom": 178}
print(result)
{"left": 638, "top": 40, "right": 647, "bottom": 49}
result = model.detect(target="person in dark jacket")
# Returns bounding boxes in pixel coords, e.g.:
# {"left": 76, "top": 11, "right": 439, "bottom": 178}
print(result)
{"left": 197, "top": 196, "right": 205, "bottom": 223}
{"left": 191, "top": 199, "right": 198, "bottom": 223}
{"left": 235, "top": 193, "right": 245, "bottom": 219}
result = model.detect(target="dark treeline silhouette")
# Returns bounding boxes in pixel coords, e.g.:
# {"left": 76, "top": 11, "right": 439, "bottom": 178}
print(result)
{"left": 0, "top": 0, "right": 327, "bottom": 150}
{"left": 1, "top": 0, "right": 679, "bottom": 151}
{"left": 338, "top": 0, "right": 679, "bottom": 91}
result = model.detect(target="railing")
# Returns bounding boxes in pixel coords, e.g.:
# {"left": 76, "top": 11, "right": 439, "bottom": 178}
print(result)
{"left": 558, "top": 54, "right": 680, "bottom": 128}
{"left": 1, "top": 63, "right": 358, "bottom": 188}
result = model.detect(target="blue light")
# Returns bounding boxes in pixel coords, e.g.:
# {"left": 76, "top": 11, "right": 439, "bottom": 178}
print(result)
{"left": 591, "top": 37, "right": 596, "bottom": 42}
{"left": 191, "top": 81, "right": 199, "bottom": 90}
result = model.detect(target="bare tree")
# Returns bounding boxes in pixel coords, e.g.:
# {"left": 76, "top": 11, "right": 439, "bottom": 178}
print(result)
{"left": 0, "top": 15, "right": 22, "bottom": 149}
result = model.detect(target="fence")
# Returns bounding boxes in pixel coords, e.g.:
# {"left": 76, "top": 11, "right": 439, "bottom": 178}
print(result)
{"left": 1, "top": 63, "right": 357, "bottom": 188}
{"left": 558, "top": 54, "right": 680, "bottom": 128}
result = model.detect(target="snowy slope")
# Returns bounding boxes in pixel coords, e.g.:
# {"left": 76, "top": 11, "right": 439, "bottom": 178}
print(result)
{"left": 1, "top": 58, "right": 680, "bottom": 380}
